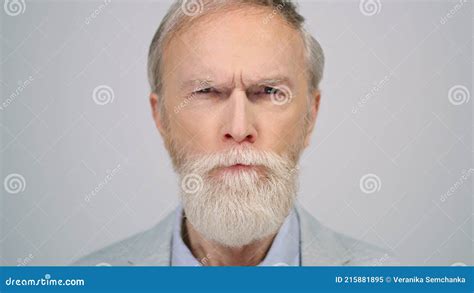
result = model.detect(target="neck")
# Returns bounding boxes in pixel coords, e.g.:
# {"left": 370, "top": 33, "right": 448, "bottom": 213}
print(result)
{"left": 182, "top": 218, "right": 276, "bottom": 266}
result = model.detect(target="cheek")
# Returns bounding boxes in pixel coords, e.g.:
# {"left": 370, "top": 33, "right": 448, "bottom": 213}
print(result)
{"left": 257, "top": 110, "right": 306, "bottom": 152}
{"left": 168, "top": 109, "right": 219, "bottom": 151}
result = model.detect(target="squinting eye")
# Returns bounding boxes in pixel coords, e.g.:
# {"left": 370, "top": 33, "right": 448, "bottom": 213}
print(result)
{"left": 263, "top": 86, "right": 279, "bottom": 95}
{"left": 194, "top": 87, "right": 213, "bottom": 94}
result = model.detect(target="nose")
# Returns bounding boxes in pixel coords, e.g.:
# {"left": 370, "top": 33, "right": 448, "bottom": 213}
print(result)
{"left": 221, "top": 89, "right": 257, "bottom": 145}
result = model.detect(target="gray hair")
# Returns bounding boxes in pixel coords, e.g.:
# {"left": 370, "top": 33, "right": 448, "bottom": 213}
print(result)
{"left": 147, "top": 0, "right": 324, "bottom": 96}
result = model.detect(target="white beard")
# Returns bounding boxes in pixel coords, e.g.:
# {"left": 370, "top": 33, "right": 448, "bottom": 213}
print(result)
{"left": 178, "top": 146, "right": 299, "bottom": 247}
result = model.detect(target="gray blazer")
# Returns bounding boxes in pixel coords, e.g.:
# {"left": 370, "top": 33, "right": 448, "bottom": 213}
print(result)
{"left": 72, "top": 205, "right": 398, "bottom": 266}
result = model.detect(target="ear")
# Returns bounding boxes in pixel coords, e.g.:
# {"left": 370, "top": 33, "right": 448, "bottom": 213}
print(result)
{"left": 150, "top": 92, "right": 166, "bottom": 137}
{"left": 303, "top": 90, "right": 321, "bottom": 148}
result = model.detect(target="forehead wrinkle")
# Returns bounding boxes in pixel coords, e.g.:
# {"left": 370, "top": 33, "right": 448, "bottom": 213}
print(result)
{"left": 238, "top": 71, "right": 243, "bottom": 88}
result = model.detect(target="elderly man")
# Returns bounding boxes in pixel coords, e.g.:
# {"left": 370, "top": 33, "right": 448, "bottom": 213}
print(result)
{"left": 74, "top": 0, "right": 395, "bottom": 266}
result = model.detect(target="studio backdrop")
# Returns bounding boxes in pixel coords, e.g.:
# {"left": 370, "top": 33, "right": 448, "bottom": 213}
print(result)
{"left": 0, "top": 0, "right": 472, "bottom": 266}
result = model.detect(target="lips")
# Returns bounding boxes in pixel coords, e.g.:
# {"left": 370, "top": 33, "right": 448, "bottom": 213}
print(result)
{"left": 209, "top": 163, "right": 262, "bottom": 177}
{"left": 225, "top": 163, "right": 255, "bottom": 171}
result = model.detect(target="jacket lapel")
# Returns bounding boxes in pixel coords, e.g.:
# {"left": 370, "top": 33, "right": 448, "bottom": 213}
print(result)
{"left": 296, "top": 204, "right": 352, "bottom": 266}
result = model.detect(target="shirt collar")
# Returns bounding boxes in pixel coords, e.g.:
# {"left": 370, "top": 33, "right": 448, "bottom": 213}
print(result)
{"left": 171, "top": 205, "right": 300, "bottom": 266}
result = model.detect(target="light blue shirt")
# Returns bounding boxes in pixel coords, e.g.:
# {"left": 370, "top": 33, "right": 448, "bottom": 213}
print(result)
{"left": 171, "top": 206, "right": 301, "bottom": 266}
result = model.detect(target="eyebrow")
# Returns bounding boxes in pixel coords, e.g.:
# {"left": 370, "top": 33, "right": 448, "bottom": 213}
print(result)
{"left": 180, "top": 79, "right": 214, "bottom": 90}
{"left": 180, "top": 75, "right": 292, "bottom": 90}
{"left": 252, "top": 76, "right": 292, "bottom": 87}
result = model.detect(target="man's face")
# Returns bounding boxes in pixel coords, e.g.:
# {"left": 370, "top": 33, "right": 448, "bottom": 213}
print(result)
{"left": 150, "top": 6, "right": 320, "bottom": 247}
{"left": 156, "top": 7, "right": 317, "bottom": 160}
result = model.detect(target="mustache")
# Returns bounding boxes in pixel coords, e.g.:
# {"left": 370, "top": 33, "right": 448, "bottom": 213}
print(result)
{"left": 178, "top": 147, "right": 294, "bottom": 175}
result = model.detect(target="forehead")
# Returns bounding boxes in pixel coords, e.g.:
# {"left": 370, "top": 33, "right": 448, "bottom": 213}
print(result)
{"left": 161, "top": 6, "right": 307, "bottom": 88}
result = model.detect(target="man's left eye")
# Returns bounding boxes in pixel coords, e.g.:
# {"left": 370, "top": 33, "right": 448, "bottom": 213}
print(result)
{"left": 263, "top": 86, "right": 278, "bottom": 95}
{"left": 194, "top": 87, "right": 213, "bottom": 94}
